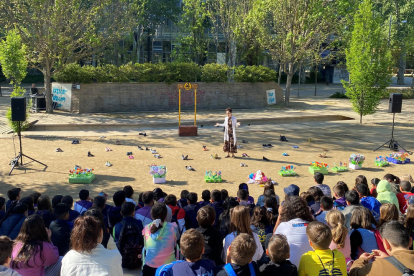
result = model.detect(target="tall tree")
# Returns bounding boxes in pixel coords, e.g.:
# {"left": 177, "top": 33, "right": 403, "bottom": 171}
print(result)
{"left": 342, "top": 0, "right": 392, "bottom": 123}
{"left": 253, "top": 0, "right": 339, "bottom": 106}
{"left": 0, "top": 0, "right": 135, "bottom": 113}
{"left": 174, "top": 0, "right": 211, "bottom": 65}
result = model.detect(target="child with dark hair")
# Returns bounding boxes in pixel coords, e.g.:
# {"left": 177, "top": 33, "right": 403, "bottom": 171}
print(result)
{"left": 307, "top": 187, "right": 323, "bottom": 215}
{"left": 73, "top": 189, "right": 92, "bottom": 214}
{"left": 113, "top": 202, "right": 143, "bottom": 245}
{"left": 198, "top": 190, "right": 211, "bottom": 208}
{"left": 216, "top": 233, "right": 260, "bottom": 276}
{"left": 370, "top": 178, "right": 380, "bottom": 198}
{"left": 210, "top": 190, "right": 223, "bottom": 228}
{"left": 238, "top": 183, "right": 255, "bottom": 204}
{"left": 356, "top": 184, "right": 381, "bottom": 221}
{"left": 51, "top": 195, "right": 63, "bottom": 209}
{"left": 153, "top": 188, "right": 167, "bottom": 202}
{"left": 333, "top": 182, "right": 347, "bottom": 210}
{"left": 183, "top": 193, "right": 200, "bottom": 230}
{"left": 315, "top": 196, "right": 334, "bottom": 224}
{"left": 165, "top": 194, "right": 186, "bottom": 234}
{"left": 135, "top": 191, "right": 155, "bottom": 226}
{"left": 396, "top": 181, "right": 414, "bottom": 213}
{"left": 142, "top": 203, "right": 178, "bottom": 276}
{"left": 161, "top": 229, "right": 216, "bottom": 276}
{"left": 123, "top": 185, "right": 137, "bottom": 205}
{"left": 341, "top": 190, "right": 362, "bottom": 230}
{"left": 107, "top": 191, "right": 126, "bottom": 232}
{"left": 349, "top": 207, "right": 378, "bottom": 260}
{"left": 258, "top": 234, "right": 298, "bottom": 276}
{"left": 11, "top": 215, "right": 61, "bottom": 275}
{"left": 264, "top": 195, "right": 279, "bottom": 227}
{"left": 34, "top": 195, "right": 54, "bottom": 228}
{"left": 257, "top": 181, "right": 275, "bottom": 207}
{"left": 312, "top": 173, "right": 331, "bottom": 198}
{"left": 196, "top": 206, "right": 224, "bottom": 265}
{"left": 19, "top": 197, "right": 35, "bottom": 216}
{"left": 6, "top": 189, "right": 21, "bottom": 212}
{"left": 29, "top": 192, "right": 41, "bottom": 208}
{"left": 383, "top": 173, "right": 400, "bottom": 194}
{"left": 0, "top": 236, "right": 20, "bottom": 276}
{"left": 221, "top": 189, "right": 229, "bottom": 201}
{"left": 50, "top": 203, "right": 72, "bottom": 256}
{"left": 250, "top": 206, "right": 273, "bottom": 249}
{"left": 0, "top": 198, "right": 6, "bottom": 221}
{"left": 219, "top": 197, "right": 239, "bottom": 237}
{"left": 178, "top": 190, "right": 189, "bottom": 209}
{"left": 237, "top": 189, "right": 255, "bottom": 215}
{"left": 0, "top": 203, "right": 27, "bottom": 240}
{"left": 61, "top": 195, "right": 80, "bottom": 222}
{"left": 298, "top": 221, "right": 347, "bottom": 275}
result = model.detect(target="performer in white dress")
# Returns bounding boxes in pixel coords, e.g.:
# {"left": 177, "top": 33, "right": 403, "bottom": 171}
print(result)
{"left": 215, "top": 107, "right": 241, "bottom": 158}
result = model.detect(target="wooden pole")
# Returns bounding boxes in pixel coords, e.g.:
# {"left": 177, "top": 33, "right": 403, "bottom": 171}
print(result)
{"left": 179, "top": 89, "right": 181, "bottom": 126}
{"left": 194, "top": 89, "right": 197, "bottom": 125}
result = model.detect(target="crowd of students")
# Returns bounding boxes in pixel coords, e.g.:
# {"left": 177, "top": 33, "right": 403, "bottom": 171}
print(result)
{"left": 0, "top": 172, "right": 414, "bottom": 276}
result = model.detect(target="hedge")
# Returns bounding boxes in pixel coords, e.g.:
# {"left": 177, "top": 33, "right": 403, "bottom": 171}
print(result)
{"left": 54, "top": 62, "right": 278, "bottom": 84}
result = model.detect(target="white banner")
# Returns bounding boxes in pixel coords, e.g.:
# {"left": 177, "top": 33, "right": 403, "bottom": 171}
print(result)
{"left": 266, "top": 89, "right": 276, "bottom": 105}
{"left": 333, "top": 67, "right": 349, "bottom": 84}
{"left": 52, "top": 83, "right": 72, "bottom": 111}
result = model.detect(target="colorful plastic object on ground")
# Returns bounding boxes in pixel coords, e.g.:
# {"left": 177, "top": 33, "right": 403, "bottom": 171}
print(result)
{"left": 150, "top": 165, "right": 167, "bottom": 184}
{"left": 205, "top": 171, "right": 222, "bottom": 182}
{"left": 349, "top": 154, "right": 365, "bottom": 170}
{"left": 309, "top": 162, "right": 329, "bottom": 175}
{"left": 69, "top": 167, "right": 95, "bottom": 183}
{"left": 386, "top": 151, "right": 411, "bottom": 164}
{"left": 331, "top": 162, "right": 348, "bottom": 172}
{"left": 374, "top": 156, "right": 389, "bottom": 167}
{"left": 247, "top": 170, "right": 268, "bottom": 184}
{"left": 279, "top": 165, "right": 297, "bottom": 177}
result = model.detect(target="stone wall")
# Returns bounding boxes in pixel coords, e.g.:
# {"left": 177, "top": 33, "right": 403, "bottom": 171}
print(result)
{"left": 70, "top": 82, "right": 283, "bottom": 113}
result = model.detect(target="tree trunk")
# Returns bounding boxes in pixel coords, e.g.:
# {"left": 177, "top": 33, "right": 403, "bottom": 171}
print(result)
{"left": 147, "top": 34, "right": 151, "bottom": 63}
{"left": 314, "top": 65, "right": 318, "bottom": 96}
{"left": 297, "top": 64, "right": 301, "bottom": 97}
{"left": 285, "top": 63, "right": 294, "bottom": 107}
{"left": 397, "top": 46, "right": 406, "bottom": 85}
{"left": 44, "top": 73, "right": 53, "bottom": 114}
{"left": 360, "top": 112, "right": 362, "bottom": 124}
{"left": 278, "top": 62, "right": 282, "bottom": 86}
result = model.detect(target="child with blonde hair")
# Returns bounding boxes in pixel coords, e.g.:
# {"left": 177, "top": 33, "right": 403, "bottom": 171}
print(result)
{"left": 326, "top": 210, "right": 351, "bottom": 264}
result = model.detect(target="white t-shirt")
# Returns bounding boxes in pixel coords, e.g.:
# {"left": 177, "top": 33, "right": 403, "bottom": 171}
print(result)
{"left": 221, "top": 231, "right": 264, "bottom": 263}
{"left": 61, "top": 244, "right": 123, "bottom": 276}
{"left": 275, "top": 218, "right": 312, "bottom": 267}
{"left": 329, "top": 233, "right": 351, "bottom": 260}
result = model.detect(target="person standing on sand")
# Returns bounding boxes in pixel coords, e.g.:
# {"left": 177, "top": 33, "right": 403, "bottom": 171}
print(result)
{"left": 215, "top": 108, "right": 241, "bottom": 158}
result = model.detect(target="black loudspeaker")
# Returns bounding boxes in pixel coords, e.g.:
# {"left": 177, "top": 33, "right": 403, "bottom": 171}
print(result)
{"left": 11, "top": 97, "right": 26, "bottom": 122}
{"left": 389, "top": 93, "right": 402, "bottom": 113}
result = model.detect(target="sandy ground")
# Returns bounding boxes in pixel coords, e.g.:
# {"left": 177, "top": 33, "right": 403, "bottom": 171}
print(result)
{"left": 1, "top": 120, "right": 414, "bottom": 205}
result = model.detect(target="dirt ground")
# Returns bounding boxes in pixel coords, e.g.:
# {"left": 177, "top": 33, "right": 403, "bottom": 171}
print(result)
{"left": 1, "top": 120, "right": 414, "bottom": 204}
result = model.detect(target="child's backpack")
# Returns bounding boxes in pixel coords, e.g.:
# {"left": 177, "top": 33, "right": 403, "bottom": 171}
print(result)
{"left": 224, "top": 263, "right": 256, "bottom": 276}
{"left": 385, "top": 256, "right": 414, "bottom": 276}
{"left": 155, "top": 260, "right": 185, "bottom": 276}
{"left": 117, "top": 220, "right": 144, "bottom": 269}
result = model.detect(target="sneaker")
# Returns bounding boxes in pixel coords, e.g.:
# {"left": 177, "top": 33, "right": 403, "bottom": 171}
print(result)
{"left": 182, "top": 155, "right": 188, "bottom": 160}
{"left": 126, "top": 152, "right": 133, "bottom": 156}
{"left": 263, "top": 156, "right": 270, "bottom": 161}
{"left": 262, "top": 144, "right": 269, "bottom": 148}
{"left": 237, "top": 145, "right": 243, "bottom": 149}
{"left": 267, "top": 144, "right": 273, "bottom": 147}
{"left": 55, "top": 148, "right": 63, "bottom": 152}
{"left": 105, "top": 161, "right": 112, "bottom": 167}
{"left": 100, "top": 136, "right": 106, "bottom": 139}
{"left": 185, "top": 166, "right": 195, "bottom": 171}
{"left": 128, "top": 155, "right": 134, "bottom": 159}
{"left": 115, "top": 140, "right": 121, "bottom": 145}
{"left": 107, "top": 147, "right": 112, "bottom": 151}
{"left": 293, "top": 145, "right": 299, "bottom": 148}
{"left": 154, "top": 154, "right": 161, "bottom": 159}
{"left": 150, "top": 149, "right": 157, "bottom": 154}
{"left": 145, "top": 147, "right": 149, "bottom": 150}
{"left": 138, "top": 146, "right": 143, "bottom": 150}
{"left": 240, "top": 163, "right": 248, "bottom": 167}
{"left": 242, "top": 153, "right": 249, "bottom": 157}
{"left": 139, "top": 133, "right": 147, "bottom": 137}
{"left": 282, "top": 152, "right": 289, "bottom": 156}
{"left": 72, "top": 140, "right": 79, "bottom": 144}
{"left": 210, "top": 154, "right": 218, "bottom": 159}
{"left": 242, "top": 140, "right": 248, "bottom": 143}
{"left": 88, "top": 151, "right": 94, "bottom": 157}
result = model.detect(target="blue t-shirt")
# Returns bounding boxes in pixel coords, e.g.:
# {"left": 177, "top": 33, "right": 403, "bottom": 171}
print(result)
{"left": 166, "top": 259, "right": 216, "bottom": 276}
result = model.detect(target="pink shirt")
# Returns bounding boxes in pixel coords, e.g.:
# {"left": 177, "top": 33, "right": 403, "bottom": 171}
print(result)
{"left": 11, "top": 241, "right": 59, "bottom": 276}
{"left": 329, "top": 233, "right": 351, "bottom": 260}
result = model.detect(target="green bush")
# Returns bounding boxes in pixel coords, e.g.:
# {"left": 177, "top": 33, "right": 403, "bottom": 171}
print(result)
{"left": 201, "top": 63, "right": 229, "bottom": 82}
{"left": 54, "top": 63, "right": 95, "bottom": 83}
{"left": 329, "top": 91, "right": 349, "bottom": 98}
{"left": 381, "top": 88, "right": 414, "bottom": 99}
{"left": 234, "top": 65, "right": 277, "bottom": 83}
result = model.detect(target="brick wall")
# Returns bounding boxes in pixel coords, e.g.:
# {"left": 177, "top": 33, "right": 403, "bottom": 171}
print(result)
{"left": 70, "top": 82, "right": 283, "bottom": 113}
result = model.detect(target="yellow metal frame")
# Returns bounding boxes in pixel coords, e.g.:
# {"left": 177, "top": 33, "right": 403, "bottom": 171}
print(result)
{"left": 178, "top": 83, "right": 198, "bottom": 126}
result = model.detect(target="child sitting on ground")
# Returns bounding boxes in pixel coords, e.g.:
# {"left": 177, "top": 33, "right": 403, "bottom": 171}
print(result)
{"left": 123, "top": 185, "right": 137, "bottom": 205}
{"left": 333, "top": 183, "right": 347, "bottom": 210}
{"left": 159, "top": 229, "right": 215, "bottom": 276}
{"left": 216, "top": 233, "right": 260, "bottom": 276}
{"left": 298, "top": 221, "right": 347, "bottom": 276}
{"left": 73, "top": 189, "right": 92, "bottom": 214}
{"left": 258, "top": 234, "right": 298, "bottom": 276}
{"left": 370, "top": 178, "right": 380, "bottom": 198}
{"left": 0, "top": 236, "right": 20, "bottom": 276}
{"left": 326, "top": 210, "right": 351, "bottom": 265}
{"left": 316, "top": 196, "right": 334, "bottom": 224}
{"left": 49, "top": 203, "right": 72, "bottom": 256}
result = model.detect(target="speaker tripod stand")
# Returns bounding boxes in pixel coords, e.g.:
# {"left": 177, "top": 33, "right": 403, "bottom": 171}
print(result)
{"left": 374, "top": 113, "right": 411, "bottom": 154}
{"left": 9, "top": 121, "right": 47, "bottom": 175}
